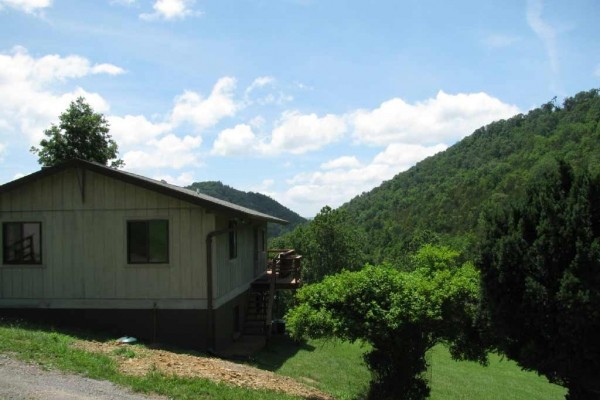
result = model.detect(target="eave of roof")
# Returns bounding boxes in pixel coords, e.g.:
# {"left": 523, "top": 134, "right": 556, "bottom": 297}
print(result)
{"left": 0, "top": 159, "right": 288, "bottom": 225}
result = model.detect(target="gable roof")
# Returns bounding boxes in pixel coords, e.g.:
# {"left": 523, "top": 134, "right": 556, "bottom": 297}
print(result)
{"left": 0, "top": 159, "right": 288, "bottom": 225}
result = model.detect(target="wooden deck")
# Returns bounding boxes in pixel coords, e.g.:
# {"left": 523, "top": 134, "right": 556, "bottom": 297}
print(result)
{"left": 244, "top": 249, "right": 302, "bottom": 341}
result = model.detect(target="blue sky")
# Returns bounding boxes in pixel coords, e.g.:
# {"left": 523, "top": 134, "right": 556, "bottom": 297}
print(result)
{"left": 0, "top": 0, "right": 598, "bottom": 217}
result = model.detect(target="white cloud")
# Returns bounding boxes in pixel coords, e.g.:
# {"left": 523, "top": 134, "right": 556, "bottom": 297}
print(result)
{"left": 0, "top": 0, "right": 51, "bottom": 14}
{"left": 246, "top": 76, "right": 275, "bottom": 94}
{"left": 0, "top": 46, "right": 116, "bottom": 143}
{"left": 259, "top": 111, "right": 347, "bottom": 155}
{"left": 320, "top": 156, "right": 362, "bottom": 170}
{"left": 170, "top": 77, "right": 238, "bottom": 131}
{"left": 108, "top": 115, "right": 172, "bottom": 146}
{"left": 261, "top": 144, "right": 447, "bottom": 217}
{"left": 91, "top": 63, "right": 126, "bottom": 75}
{"left": 244, "top": 76, "right": 292, "bottom": 106}
{"left": 273, "top": 143, "right": 447, "bottom": 217}
{"left": 483, "top": 34, "right": 520, "bottom": 48}
{"left": 0, "top": 142, "right": 5, "bottom": 160}
{"left": 140, "top": 0, "right": 200, "bottom": 21}
{"left": 153, "top": 171, "right": 195, "bottom": 187}
{"left": 526, "top": 0, "right": 559, "bottom": 76}
{"left": 211, "top": 124, "right": 257, "bottom": 156}
{"left": 123, "top": 134, "right": 202, "bottom": 170}
{"left": 352, "top": 91, "right": 519, "bottom": 146}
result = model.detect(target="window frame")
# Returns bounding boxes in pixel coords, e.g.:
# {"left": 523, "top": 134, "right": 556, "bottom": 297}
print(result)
{"left": 228, "top": 220, "right": 237, "bottom": 260}
{"left": 2, "top": 221, "right": 43, "bottom": 265}
{"left": 126, "top": 219, "right": 170, "bottom": 264}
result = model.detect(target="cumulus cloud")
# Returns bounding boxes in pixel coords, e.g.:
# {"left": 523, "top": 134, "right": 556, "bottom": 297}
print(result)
{"left": 91, "top": 63, "right": 126, "bottom": 75}
{"left": 140, "top": 0, "right": 200, "bottom": 21}
{"left": 259, "top": 111, "right": 347, "bottom": 155}
{"left": 0, "top": 0, "right": 51, "bottom": 14}
{"left": 320, "top": 156, "right": 362, "bottom": 170}
{"left": 211, "top": 110, "right": 347, "bottom": 156}
{"left": 526, "top": 0, "right": 559, "bottom": 75}
{"left": 352, "top": 91, "right": 519, "bottom": 146}
{"left": 123, "top": 134, "right": 202, "bottom": 170}
{"left": 108, "top": 115, "right": 172, "bottom": 146}
{"left": 211, "top": 124, "right": 257, "bottom": 156}
{"left": 0, "top": 46, "right": 117, "bottom": 143}
{"left": 273, "top": 143, "right": 447, "bottom": 217}
{"left": 170, "top": 77, "right": 238, "bottom": 131}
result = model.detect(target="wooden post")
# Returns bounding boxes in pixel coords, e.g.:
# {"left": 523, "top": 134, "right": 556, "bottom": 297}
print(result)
{"left": 265, "top": 255, "right": 278, "bottom": 340}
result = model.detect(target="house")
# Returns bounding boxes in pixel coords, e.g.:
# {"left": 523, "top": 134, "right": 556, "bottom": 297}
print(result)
{"left": 0, "top": 159, "right": 298, "bottom": 351}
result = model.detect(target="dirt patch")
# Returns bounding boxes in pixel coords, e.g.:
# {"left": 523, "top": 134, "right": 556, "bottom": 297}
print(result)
{"left": 73, "top": 340, "right": 333, "bottom": 400}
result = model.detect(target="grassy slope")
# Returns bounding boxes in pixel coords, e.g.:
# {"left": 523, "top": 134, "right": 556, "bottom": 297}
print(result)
{"left": 0, "top": 321, "right": 297, "bottom": 400}
{"left": 0, "top": 321, "right": 567, "bottom": 400}
{"left": 253, "top": 337, "right": 567, "bottom": 400}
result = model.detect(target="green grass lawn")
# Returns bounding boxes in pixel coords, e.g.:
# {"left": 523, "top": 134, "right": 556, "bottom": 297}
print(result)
{"left": 0, "top": 320, "right": 298, "bottom": 400}
{"left": 0, "top": 319, "right": 568, "bottom": 400}
{"left": 253, "top": 336, "right": 567, "bottom": 400}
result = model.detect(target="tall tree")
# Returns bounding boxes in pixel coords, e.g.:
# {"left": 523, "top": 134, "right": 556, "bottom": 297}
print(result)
{"left": 477, "top": 161, "right": 600, "bottom": 400}
{"left": 30, "top": 97, "right": 124, "bottom": 168}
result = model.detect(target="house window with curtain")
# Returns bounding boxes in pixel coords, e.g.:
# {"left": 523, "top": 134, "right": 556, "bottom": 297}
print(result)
{"left": 127, "top": 220, "right": 169, "bottom": 264}
{"left": 2, "top": 222, "right": 42, "bottom": 264}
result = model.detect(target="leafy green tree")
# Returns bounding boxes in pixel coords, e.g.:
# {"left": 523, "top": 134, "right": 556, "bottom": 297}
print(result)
{"left": 271, "top": 206, "right": 365, "bottom": 283}
{"left": 30, "top": 97, "right": 124, "bottom": 167}
{"left": 287, "top": 245, "right": 486, "bottom": 399}
{"left": 477, "top": 161, "right": 600, "bottom": 400}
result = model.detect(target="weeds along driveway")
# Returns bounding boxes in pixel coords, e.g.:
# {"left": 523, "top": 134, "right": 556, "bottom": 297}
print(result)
{"left": 0, "top": 354, "right": 167, "bottom": 400}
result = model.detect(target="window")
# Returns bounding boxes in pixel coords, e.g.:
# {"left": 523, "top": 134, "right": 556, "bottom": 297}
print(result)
{"left": 3, "top": 222, "right": 42, "bottom": 264}
{"left": 228, "top": 220, "right": 237, "bottom": 259}
{"left": 127, "top": 220, "right": 169, "bottom": 264}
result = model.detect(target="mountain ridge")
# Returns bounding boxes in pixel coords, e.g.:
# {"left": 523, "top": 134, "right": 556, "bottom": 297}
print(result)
{"left": 186, "top": 181, "right": 306, "bottom": 237}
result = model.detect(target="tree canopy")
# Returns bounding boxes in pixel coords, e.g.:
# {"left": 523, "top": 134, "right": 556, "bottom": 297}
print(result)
{"left": 271, "top": 205, "right": 366, "bottom": 283}
{"left": 341, "top": 89, "right": 600, "bottom": 263}
{"left": 30, "top": 97, "right": 124, "bottom": 168}
{"left": 286, "top": 245, "right": 486, "bottom": 399}
{"left": 477, "top": 161, "right": 600, "bottom": 400}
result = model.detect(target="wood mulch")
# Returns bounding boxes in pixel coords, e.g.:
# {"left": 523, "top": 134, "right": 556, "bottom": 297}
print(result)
{"left": 72, "top": 340, "right": 333, "bottom": 400}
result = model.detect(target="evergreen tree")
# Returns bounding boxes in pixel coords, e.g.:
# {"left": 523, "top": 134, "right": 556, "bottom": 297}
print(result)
{"left": 478, "top": 161, "right": 600, "bottom": 400}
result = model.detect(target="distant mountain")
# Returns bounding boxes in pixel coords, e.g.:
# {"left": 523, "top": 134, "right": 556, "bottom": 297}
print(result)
{"left": 186, "top": 181, "right": 306, "bottom": 237}
{"left": 341, "top": 89, "right": 600, "bottom": 262}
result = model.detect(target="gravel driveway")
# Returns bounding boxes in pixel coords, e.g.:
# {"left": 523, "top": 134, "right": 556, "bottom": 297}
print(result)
{"left": 0, "top": 355, "right": 166, "bottom": 400}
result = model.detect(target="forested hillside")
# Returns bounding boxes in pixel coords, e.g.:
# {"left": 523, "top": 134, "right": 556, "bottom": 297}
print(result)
{"left": 187, "top": 181, "right": 306, "bottom": 237}
{"left": 342, "top": 89, "right": 600, "bottom": 262}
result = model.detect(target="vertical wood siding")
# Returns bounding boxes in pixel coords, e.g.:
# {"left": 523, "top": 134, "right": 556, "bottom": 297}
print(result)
{"left": 0, "top": 168, "right": 219, "bottom": 306}
{"left": 213, "top": 216, "right": 267, "bottom": 302}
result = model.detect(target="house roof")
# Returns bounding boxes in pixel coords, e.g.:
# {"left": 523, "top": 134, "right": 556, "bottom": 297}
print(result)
{"left": 0, "top": 159, "right": 288, "bottom": 225}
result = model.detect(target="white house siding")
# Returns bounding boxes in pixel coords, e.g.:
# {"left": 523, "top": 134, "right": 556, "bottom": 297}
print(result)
{"left": 0, "top": 167, "right": 215, "bottom": 309}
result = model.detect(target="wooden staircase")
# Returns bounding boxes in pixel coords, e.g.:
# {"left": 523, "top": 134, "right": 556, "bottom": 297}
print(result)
{"left": 243, "top": 288, "right": 269, "bottom": 336}
{"left": 244, "top": 249, "right": 303, "bottom": 339}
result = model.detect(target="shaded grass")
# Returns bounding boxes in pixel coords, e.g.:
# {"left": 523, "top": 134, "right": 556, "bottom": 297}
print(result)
{"left": 253, "top": 337, "right": 371, "bottom": 400}
{"left": 0, "top": 320, "right": 298, "bottom": 400}
{"left": 253, "top": 336, "right": 567, "bottom": 400}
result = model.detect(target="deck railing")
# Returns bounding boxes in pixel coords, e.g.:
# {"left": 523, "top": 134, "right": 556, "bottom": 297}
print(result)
{"left": 266, "top": 248, "right": 302, "bottom": 284}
